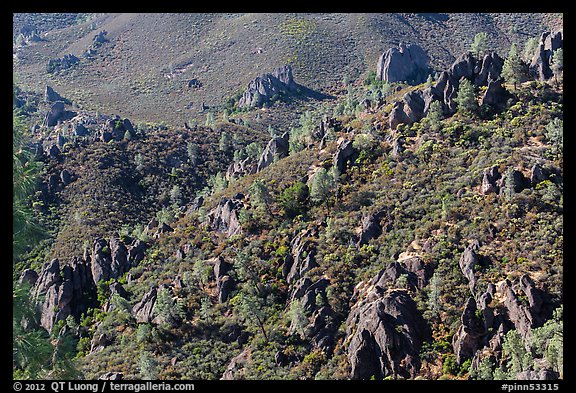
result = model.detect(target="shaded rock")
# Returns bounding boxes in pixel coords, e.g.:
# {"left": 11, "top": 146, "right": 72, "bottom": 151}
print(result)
{"left": 132, "top": 287, "right": 157, "bottom": 323}
{"left": 499, "top": 169, "right": 530, "bottom": 195}
{"left": 237, "top": 65, "right": 298, "bottom": 108}
{"left": 43, "top": 101, "right": 65, "bottom": 127}
{"left": 356, "top": 212, "right": 383, "bottom": 247}
{"left": 44, "top": 85, "right": 65, "bottom": 103}
{"left": 256, "top": 133, "right": 289, "bottom": 172}
{"left": 90, "top": 333, "right": 110, "bottom": 353}
{"left": 60, "top": 169, "right": 72, "bottom": 185}
{"left": 347, "top": 288, "right": 430, "bottom": 379}
{"left": 226, "top": 157, "right": 256, "bottom": 180}
{"left": 110, "top": 236, "right": 130, "bottom": 279}
{"left": 188, "top": 78, "right": 202, "bottom": 88}
{"left": 530, "top": 163, "right": 550, "bottom": 186}
{"left": 376, "top": 43, "right": 430, "bottom": 84}
{"left": 452, "top": 297, "right": 485, "bottom": 364}
{"left": 213, "top": 256, "right": 232, "bottom": 280}
{"left": 47, "top": 54, "right": 79, "bottom": 74}
{"left": 91, "top": 238, "right": 112, "bottom": 284}
{"left": 73, "top": 123, "right": 88, "bottom": 136}
{"left": 480, "top": 78, "right": 511, "bottom": 109}
{"left": 402, "top": 256, "right": 435, "bottom": 290}
{"left": 474, "top": 52, "right": 504, "bottom": 87}
{"left": 109, "top": 282, "right": 129, "bottom": 299}
{"left": 389, "top": 101, "right": 410, "bottom": 130}
{"left": 127, "top": 239, "right": 147, "bottom": 267}
{"left": 154, "top": 223, "right": 174, "bottom": 238}
{"left": 390, "top": 137, "right": 404, "bottom": 159}
{"left": 333, "top": 139, "right": 359, "bottom": 174}
{"left": 402, "top": 90, "right": 426, "bottom": 123}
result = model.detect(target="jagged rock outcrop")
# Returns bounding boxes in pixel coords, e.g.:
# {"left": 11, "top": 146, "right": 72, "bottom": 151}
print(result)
{"left": 43, "top": 101, "right": 65, "bottom": 127}
{"left": 346, "top": 286, "right": 430, "bottom": 379}
{"left": 44, "top": 85, "right": 66, "bottom": 103}
{"left": 221, "top": 347, "right": 251, "bottom": 380}
{"left": 99, "top": 372, "right": 123, "bottom": 380}
{"left": 206, "top": 197, "right": 244, "bottom": 237}
{"left": 237, "top": 65, "right": 298, "bottom": 108}
{"left": 376, "top": 43, "right": 430, "bottom": 84}
{"left": 333, "top": 139, "right": 359, "bottom": 173}
{"left": 47, "top": 54, "right": 80, "bottom": 74}
{"left": 356, "top": 211, "right": 386, "bottom": 247}
{"left": 530, "top": 30, "right": 563, "bottom": 81}
{"left": 480, "top": 78, "right": 511, "bottom": 109}
{"left": 14, "top": 24, "right": 41, "bottom": 47}
{"left": 132, "top": 287, "right": 158, "bottom": 323}
{"left": 481, "top": 166, "right": 501, "bottom": 195}
{"left": 226, "top": 157, "right": 256, "bottom": 180}
{"left": 91, "top": 237, "right": 144, "bottom": 284}
{"left": 458, "top": 240, "right": 481, "bottom": 292}
{"left": 32, "top": 257, "right": 95, "bottom": 332}
{"left": 256, "top": 132, "right": 289, "bottom": 172}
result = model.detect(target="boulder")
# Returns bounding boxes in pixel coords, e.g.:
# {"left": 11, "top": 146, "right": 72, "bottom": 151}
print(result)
{"left": 18, "top": 269, "right": 39, "bottom": 287}
{"left": 60, "top": 169, "right": 72, "bottom": 185}
{"left": 256, "top": 133, "right": 289, "bottom": 172}
{"left": 376, "top": 43, "right": 430, "bottom": 84}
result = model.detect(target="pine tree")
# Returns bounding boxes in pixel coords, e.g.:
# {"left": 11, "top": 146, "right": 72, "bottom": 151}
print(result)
{"left": 502, "top": 43, "right": 524, "bottom": 90}
{"left": 310, "top": 167, "right": 337, "bottom": 205}
{"left": 454, "top": 79, "right": 477, "bottom": 115}
{"left": 550, "top": 48, "right": 563, "bottom": 85}
{"left": 471, "top": 32, "right": 489, "bottom": 58}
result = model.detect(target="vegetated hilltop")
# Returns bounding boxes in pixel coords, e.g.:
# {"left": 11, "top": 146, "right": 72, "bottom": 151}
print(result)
{"left": 13, "top": 12, "right": 563, "bottom": 382}
{"left": 13, "top": 13, "right": 561, "bottom": 130}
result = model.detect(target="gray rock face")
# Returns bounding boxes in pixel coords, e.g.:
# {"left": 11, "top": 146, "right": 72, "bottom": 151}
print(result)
{"left": 530, "top": 30, "right": 563, "bottom": 81}
{"left": 333, "top": 139, "right": 359, "bottom": 173}
{"left": 376, "top": 43, "right": 430, "bottom": 84}
{"left": 346, "top": 287, "right": 429, "bottom": 379}
{"left": 132, "top": 287, "right": 158, "bottom": 323}
{"left": 19, "top": 269, "right": 39, "bottom": 286}
{"left": 91, "top": 238, "right": 113, "bottom": 284}
{"left": 474, "top": 52, "right": 504, "bottom": 87}
{"left": 207, "top": 197, "right": 244, "bottom": 237}
{"left": 217, "top": 275, "right": 235, "bottom": 303}
{"left": 226, "top": 157, "right": 256, "bottom": 180}
{"left": 237, "top": 65, "right": 298, "bottom": 108}
{"left": 256, "top": 133, "right": 289, "bottom": 172}
{"left": 284, "top": 228, "right": 318, "bottom": 284}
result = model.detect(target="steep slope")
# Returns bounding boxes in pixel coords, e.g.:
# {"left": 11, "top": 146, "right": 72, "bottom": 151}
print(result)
{"left": 13, "top": 13, "right": 563, "bottom": 381}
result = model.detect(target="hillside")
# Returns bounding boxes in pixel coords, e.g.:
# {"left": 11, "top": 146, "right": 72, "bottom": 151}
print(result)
{"left": 12, "top": 12, "right": 563, "bottom": 383}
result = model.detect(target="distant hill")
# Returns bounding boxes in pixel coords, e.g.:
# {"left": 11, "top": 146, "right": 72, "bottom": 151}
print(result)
{"left": 13, "top": 13, "right": 561, "bottom": 128}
